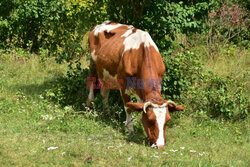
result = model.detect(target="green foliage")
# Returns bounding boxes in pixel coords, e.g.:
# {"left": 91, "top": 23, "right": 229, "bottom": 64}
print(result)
{"left": 106, "top": 0, "right": 212, "bottom": 50}
{"left": 162, "top": 49, "right": 203, "bottom": 100}
{"left": 161, "top": 47, "right": 249, "bottom": 120}
{"left": 0, "top": 0, "right": 106, "bottom": 53}
{"left": 186, "top": 74, "right": 249, "bottom": 120}
{"left": 0, "top": 0, "right": 248, "bottom": 121}
{"left": 45, "top": 59, "right": 89, "bottom": 110}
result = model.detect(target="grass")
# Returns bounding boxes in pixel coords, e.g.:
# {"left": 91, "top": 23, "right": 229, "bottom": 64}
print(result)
{"left": 0, "top": 51, "right": 249, "bottom": 166}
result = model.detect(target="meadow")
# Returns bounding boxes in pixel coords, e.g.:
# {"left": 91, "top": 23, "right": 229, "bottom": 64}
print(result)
{"left": 0, "top": 49, "right": 249, "bottom": 166}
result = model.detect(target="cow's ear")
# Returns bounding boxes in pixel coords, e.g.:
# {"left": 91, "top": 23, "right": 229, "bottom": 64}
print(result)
{"left": 126, "top": 102, "right": 143, "bottom": 111}
{"left": 167, "top": 101, "right": 185, "bottom": 112}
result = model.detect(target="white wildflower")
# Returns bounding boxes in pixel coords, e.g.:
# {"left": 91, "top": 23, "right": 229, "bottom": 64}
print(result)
{"left": 180, "top": 153, "right": 183, "bottom": 156}
{"left": 108, "top": 146, "right": 114, "bottom": 149}
{"left": 180, "top": 147, "right": 185, "bottom": 150}
{"left": 47, "top": 147, "right": 58, "bottom": 150}
{"left": 162, "top": 152, "right": 168, "bottom": 154}
{"left": 128, "top": 156, "right": 132, "bottom": 161}
{"left": 190, "top": 150, "right": 196, "bottom": 153}
{"left": 153, "top": 154, "right": 159, "bottom": 158}
{"left": 41, "top": 115, "right": 53, "bottom": 120}
{"left": 199, "top": 152, "right": 205, "bottom": 156}
{"left": 169, "top": 149, "right": 178, "bottom": 152}
{"left": 62, "top": 152, "right": 66, "bottom": 156}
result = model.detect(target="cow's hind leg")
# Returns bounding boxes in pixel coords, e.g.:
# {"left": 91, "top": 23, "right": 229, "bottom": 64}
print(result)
{"left": 86, "top": 59, "right": 97, "bottom": 106}
{"left": 100, "top": 89, "right": 110, "bottom": 114}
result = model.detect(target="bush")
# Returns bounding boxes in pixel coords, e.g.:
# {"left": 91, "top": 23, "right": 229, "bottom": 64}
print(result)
{"left": 206, "top": 0, "right": 249, "bottom": 50}
{"left": 106, "top": 0, "right": 211, "bottom": 50}
{"left": 162, "top": 49, "right": 203, "bottom": 100}
{"left": 45, "top": 59, "right": 89, "bottom": 110}
{"left": 161, "top": 48, "right": 249, "bottom": 120}
{"left": 0, "top": 0, "right": 106, "bottom": 53}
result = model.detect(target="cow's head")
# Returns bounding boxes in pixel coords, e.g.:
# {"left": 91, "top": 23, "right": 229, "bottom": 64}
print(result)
{"left": 126, "top": 100, "right": 184, "bottom": 149}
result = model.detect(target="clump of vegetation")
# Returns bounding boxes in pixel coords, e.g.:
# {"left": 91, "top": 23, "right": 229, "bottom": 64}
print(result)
{"left": 162, "top": 48, "right": 248, "bottom": 120}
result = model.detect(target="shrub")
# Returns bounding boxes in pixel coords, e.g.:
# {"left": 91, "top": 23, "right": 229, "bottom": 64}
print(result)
{"left": 161, "top": 48, "right": 249, "bottom": 120}
{"left": 206, "top": 0, "right": 249, "bottom": 50}
{"left": 162, "top": 49, "right": 203, "bottom": 100}
{"left": 45, "top": 59, "right": 89, "bottom": 110}
{"left": 0, "top": 0, "right": 106, "bottom": 53}
{"left": 106, "top": 0, "right": 211, "bottom": 50}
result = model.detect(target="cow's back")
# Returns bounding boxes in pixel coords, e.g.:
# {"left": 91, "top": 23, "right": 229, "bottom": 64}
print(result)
{"left": 88, "top": 21, "right": 164, "bottom": 82}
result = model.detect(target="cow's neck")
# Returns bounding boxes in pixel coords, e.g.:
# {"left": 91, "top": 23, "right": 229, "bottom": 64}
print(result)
{"left": 139, "top": 55, "right": 162, "bottom": 102}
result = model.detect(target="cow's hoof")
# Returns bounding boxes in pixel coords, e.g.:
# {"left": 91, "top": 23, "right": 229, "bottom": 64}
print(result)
{"left": 126, "top": 126, "right": 135, "bottom": 134}
{"left": 86, "top": 100, "right": 94, "bottom": 107}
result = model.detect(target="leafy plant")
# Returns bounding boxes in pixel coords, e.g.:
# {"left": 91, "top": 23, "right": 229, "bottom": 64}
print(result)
{"left": 161, "top": 47, "right": 248, "bottom": 120}
{"left": 45, "top": 59, "right": 89, "bottom": 110}
{"left": 106, "top": 0, "right": 212, "bottom": 50}
{"left": 0, "top": 0, "right": 107, "bottom": 53}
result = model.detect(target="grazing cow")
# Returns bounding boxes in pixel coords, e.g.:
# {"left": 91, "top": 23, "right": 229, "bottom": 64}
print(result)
{"left": 87, "top": 21, "right": 184, "bottom": 148}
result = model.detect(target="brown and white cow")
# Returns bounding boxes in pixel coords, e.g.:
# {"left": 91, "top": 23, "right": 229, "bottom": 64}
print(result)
{"left": 87, "top": 21, "right": 184, "bottom": 148}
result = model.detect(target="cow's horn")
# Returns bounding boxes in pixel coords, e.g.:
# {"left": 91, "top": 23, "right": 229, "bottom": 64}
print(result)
{"left": 143, "top": 102, "right": 153, "bottom": 113}
{"left": 167, "top": 100, "right": 177, "bottom": 106}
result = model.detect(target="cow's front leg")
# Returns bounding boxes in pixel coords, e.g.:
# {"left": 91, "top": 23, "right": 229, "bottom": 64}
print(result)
{"left": 125, "top": 106, "right": 134, "bottom": 133}
{"left": 100, "top": 89, "right": 110, "bottom": 114}
{"left": 120, "top": 90, "right": 134, "bottom": 133}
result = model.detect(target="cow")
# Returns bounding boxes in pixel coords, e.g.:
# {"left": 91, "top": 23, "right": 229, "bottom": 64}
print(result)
{"left": 86, "top": 21, "right": 184, "bottom": 148}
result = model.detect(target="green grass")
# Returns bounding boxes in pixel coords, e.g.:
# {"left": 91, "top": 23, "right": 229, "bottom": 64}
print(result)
{"left": 0, "top": 52, "right": 249, "bottom": 166}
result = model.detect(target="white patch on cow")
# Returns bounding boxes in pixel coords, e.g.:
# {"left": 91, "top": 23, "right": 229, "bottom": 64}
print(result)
{"left": 121, "top": 28, "right": 133, "bottom": 37}
{"left": 103, "top": 69, "right": 117, "bottom": 81}
{"left": 123, "top": 29, "right": 159, "bottom": 53}
{"left": 94, "top": 20, "right": 122, "bottom": 36}
{"left": 125, "top": 89, "right": 142, "bottom": 103}
{"left": 152, "top": 104, "right": 167, "bottom": 146}
{"left": 90, "top": 50, "right": 97, "bottom": 62}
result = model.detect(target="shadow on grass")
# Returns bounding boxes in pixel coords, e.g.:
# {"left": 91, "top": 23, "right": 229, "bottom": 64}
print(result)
{"left": 15, "top": 76, "right": 148, "bottom": 146}
{"left": 15, "top": 80, "right": 56, "bottom": 97}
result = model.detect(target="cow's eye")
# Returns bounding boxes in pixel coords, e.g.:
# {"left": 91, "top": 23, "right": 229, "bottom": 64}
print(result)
{"left": 147, "top": 116, "right": 156, "bottom": 124}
